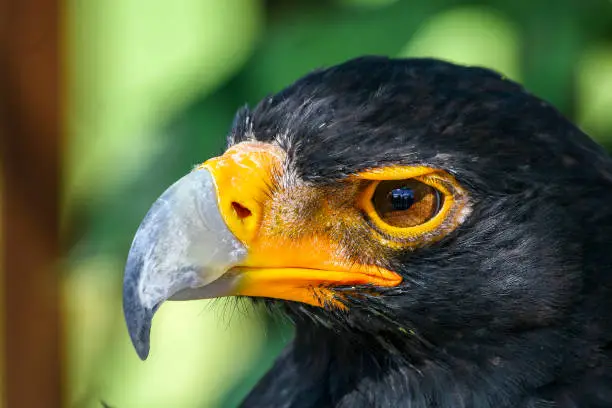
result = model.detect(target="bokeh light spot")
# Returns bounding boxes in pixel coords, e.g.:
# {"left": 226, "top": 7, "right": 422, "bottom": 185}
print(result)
{"left": 399, "top": 6, "right": 521, "bottom": 81}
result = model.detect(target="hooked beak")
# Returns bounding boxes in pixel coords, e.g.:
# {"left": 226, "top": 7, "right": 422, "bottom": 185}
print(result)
{"left": 123, "top": 142, "right": 401, "bottom": 360}
{"left": 122, "top": 168, "right": 247, "bottom": 359}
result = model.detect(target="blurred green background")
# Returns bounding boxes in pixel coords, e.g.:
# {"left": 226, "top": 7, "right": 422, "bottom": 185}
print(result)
{"left": 63, "top": 0, "right": 612, "bottom": 407}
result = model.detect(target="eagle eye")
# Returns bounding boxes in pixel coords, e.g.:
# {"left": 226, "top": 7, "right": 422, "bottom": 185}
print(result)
{"left": 354, "top": 166, "right": 469, "bottom": 247}
{"left": 372, "top": 180, "right": 443, "bottom": 228}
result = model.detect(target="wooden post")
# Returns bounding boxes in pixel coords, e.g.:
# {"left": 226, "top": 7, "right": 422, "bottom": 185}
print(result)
{"left": 0, "top": 0, "right": 63, "bottom": 407}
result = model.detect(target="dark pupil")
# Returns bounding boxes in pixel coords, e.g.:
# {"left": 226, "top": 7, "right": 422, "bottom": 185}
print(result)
{"left": 390, "top": 187, "right": 414, "bottom": 211}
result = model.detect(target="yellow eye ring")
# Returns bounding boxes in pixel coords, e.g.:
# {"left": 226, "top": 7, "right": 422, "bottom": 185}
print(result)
{"left": 354, "top": 166, "right": 469, "bottom": 247}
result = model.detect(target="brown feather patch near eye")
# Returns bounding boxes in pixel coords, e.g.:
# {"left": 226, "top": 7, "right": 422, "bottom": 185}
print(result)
{"left": 371, "top": 180, "right": 442, "bottom": 228}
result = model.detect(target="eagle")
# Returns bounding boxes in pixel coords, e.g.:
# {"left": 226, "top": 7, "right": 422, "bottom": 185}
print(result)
{"left": 122, "top": 56, "right": 612, "bottom": 407}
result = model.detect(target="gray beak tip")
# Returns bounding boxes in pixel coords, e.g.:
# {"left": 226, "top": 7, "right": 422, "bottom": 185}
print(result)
{"left": 123, "top": 298, "right": 153, "bottom": 361}
{"left": 123, "top": 257, "right": 154, "bottom": 361}
{"left": 128, "top": 308, "right": 152, "bottom": 361}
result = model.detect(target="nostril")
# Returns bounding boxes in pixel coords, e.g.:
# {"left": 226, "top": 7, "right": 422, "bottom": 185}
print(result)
{"left": 231, "top": 201, "right": 252, "bottom": 219}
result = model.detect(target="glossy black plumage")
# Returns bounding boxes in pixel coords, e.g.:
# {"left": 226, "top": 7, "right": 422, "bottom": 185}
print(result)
{"left": 231, "top": 57, "right": 612, "bottom": 407}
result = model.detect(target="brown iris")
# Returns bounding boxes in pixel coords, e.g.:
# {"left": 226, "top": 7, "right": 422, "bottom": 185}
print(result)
{"left": 371, "top": 180, "right": 443, "bottom": 228}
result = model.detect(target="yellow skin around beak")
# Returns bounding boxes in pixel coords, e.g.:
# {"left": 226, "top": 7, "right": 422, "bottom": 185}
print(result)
{"left": 200, "top": 141, "right": 402, "bottom": 307}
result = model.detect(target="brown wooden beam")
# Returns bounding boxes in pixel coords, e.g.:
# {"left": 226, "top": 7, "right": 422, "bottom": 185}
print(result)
{"left": 0, "top": 0, "right": 63, "bottom": 407}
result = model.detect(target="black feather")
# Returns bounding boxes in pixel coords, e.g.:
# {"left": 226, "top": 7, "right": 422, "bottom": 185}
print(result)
{"left": 232, "top": 56, "right": 612, "bottom": 408}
